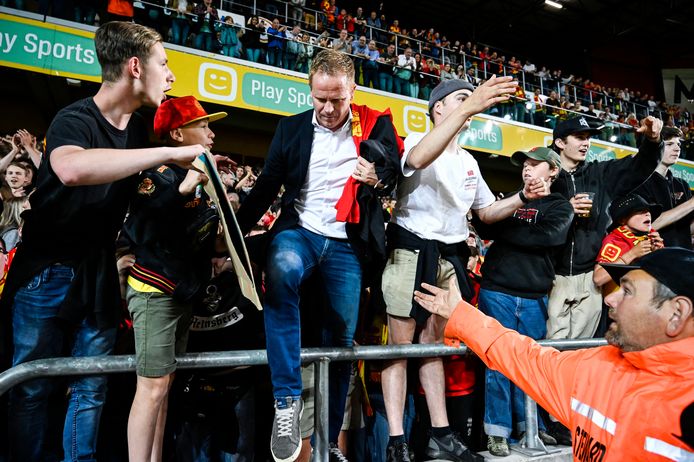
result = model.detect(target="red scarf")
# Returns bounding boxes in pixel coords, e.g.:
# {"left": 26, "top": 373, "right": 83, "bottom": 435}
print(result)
{"left": 335, "top": 104, "right": 404, "bottom": 223}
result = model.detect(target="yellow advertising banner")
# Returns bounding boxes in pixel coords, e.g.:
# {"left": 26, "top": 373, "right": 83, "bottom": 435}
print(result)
{"left": 2, "top": 12, "right": 694, "bottom": 187}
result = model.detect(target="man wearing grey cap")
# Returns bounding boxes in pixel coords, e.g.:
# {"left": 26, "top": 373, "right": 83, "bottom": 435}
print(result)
{"left": 380, "top": 76, "right": 549, "bottom": 462}
{"left": 414, "top": 247, "right": 694, "bottom": 462}
{"left": 473, "top": 147, "right": 573, "bottom": 456}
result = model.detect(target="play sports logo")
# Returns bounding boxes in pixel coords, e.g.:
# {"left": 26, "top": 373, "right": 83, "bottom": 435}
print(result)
{"left": 198, "top": 62, "right": 238, "bottom": 102}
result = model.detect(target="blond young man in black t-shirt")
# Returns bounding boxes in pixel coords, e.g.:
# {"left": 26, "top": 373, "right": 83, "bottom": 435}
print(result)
{"left": 3, "top": 22, "right": 205, "bottom": 462}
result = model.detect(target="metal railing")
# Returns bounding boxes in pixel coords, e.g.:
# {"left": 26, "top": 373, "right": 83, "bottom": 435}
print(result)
{"left": 0, "top": 338, "right": 607, "bottom": 461}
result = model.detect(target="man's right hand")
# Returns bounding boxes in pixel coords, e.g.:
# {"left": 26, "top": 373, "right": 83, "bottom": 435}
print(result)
{"left": 413, "top": 276, "right": 462, "bottom": 320}
{"left": 460, "top": 74, "right": 517, "bottom": 116}
{"left": 170, "top": 144, "right": 208, "bottom": 169}
{"left": 570, "top": 193, "right": 593, "bottom": 216}
{"left": 178, "top": 169, "right": 209, "bottom": 196}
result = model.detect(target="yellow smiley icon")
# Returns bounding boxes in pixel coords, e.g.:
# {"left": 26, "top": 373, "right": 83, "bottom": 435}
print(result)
{"left": 198, "top": 63, "right": 237, "bottom": 102}
{"left": 403, "top": 105, "right": 430, "bottom": 134}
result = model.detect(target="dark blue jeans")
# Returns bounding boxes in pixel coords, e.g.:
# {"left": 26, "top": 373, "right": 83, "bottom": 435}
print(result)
{"left": 175, "top": 387, "right": 255, "bottom": 462}
{"left": 171, "top": 18, "right": 190, "bottom": 46}
{"left": 266, "top": 47, "right": 283, "bottom": 67}
{"left": 9, "top": 264, "right": 116, "bottom": 462}
{"left": 195, "top": 32, "right": 216, "bottom": 52}
{"left": 264, "top": 227, "right": 362, "bottom": 443}
{"left": 363, "top": 390, "right": 415, "bottom": 462}
{"left": 479, "top": 289, "right": 547, "bottom": 438}
{"left": 378, "top": 72, "right": 393, "bottom": 93}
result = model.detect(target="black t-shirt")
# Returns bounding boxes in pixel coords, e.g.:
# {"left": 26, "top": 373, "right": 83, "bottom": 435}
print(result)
{"left": 634, "top": 171, "right": 694, "bottom": 249}
{"left": 3, "top": 97, "right": 149, "bottom": 326}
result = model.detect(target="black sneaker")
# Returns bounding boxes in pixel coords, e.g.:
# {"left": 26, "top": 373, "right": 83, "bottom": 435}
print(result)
{"left": 425, "top": 432, "right": 482, "bottom": 462}
{"left": 547, "top": 421, "right": 572, "bottom": 446}
{"left": 270, "top": 397, "right": 303, "bottom": 462}
{"left": 386, "top": 441, "right": 411, "bottom": 462}
{"left": 329, "top": 443, "right": 349, "bottom": 462}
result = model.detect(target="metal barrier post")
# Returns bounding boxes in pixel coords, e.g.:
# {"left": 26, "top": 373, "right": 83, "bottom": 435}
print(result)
{"left": 314, "top": 357, "right": 330, "bottom": 462}
{"left": 512, "top": 395, "right": 562, "bottom": 456}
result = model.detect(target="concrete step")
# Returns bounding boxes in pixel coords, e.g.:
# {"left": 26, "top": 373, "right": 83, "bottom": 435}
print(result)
{"left": 427, "top": 445, "right": 573, "bottom": 461}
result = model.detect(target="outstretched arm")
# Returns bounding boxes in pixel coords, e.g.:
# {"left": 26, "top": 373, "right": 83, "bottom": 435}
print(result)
{"left": 50, "top": 144, "right": 207, "bottom": 186}
{"left": 406, "top": 75, "right": 517, "bottom": 170}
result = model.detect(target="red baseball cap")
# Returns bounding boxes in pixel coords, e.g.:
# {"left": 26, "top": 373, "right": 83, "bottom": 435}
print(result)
{"left": 154, "top": 95, "right": 227, "bottom": 139}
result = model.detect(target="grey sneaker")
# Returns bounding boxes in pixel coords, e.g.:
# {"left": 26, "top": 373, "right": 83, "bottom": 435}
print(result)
{"left": 487, "top": 435, "right": 510, "bottom": 457}
{"left": 539, "top": 430, "right": 558, "bottom": 445}
{"left": 271, "top": 397, "right": 303, "bottom": 462}
{"left": 329, "top": 443, "right": 349, "bottom": 462}
{"left": 519, "top": 429, "right": 558, "bottom": 447}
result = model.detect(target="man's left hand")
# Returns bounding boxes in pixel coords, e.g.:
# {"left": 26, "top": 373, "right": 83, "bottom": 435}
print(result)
{"left": 352, "top": 157, "right": 379, "bottom": 186}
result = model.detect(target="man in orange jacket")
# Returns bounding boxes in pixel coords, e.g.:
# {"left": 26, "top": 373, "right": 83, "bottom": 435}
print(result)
{"left": 413, "top": 247, "right": 694, "bottom": 461}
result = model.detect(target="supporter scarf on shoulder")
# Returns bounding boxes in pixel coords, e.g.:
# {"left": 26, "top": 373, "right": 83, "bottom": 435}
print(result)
{"left": 335, "top": 103, "right": 403, "bottom": 223}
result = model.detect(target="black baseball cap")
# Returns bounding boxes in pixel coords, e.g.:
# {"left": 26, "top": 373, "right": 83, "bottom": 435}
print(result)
{"left": 601, "top": 248, "right": 694, "bottom": 301}
{"left": 553, "top": 116, "right": 602, "bottom": 141}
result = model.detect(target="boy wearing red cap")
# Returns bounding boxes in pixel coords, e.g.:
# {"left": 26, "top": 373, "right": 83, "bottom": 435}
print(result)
{"left": 122, "top": 96, "right": 228, "bottom": 462}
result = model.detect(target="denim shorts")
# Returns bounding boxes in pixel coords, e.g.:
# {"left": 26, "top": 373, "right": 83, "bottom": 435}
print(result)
{"left": 126, "top": 286, "right": 192, "bottom": 377}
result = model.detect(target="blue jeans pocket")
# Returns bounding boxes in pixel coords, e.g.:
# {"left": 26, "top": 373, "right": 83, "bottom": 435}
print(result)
{"left": 24, "top": 271, "right": 43, "bottom": 290}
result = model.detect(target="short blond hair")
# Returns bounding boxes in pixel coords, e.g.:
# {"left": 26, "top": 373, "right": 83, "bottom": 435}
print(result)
{"left": 309, "top": 49, "right": 355, "bottom": 87}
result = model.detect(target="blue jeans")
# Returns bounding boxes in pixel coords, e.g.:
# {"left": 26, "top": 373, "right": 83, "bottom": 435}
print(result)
{"left": 266, "top": 47, "right": 282, "bottom": 67}
{"left": 379, "top": 72, "right": 393, "bottom": 93}
{"left": 195, "top": 32, "right": 215, "bottom": 52}
{"left": 479, "top": 289, "right": 547, "bottom": 438}
{"left": 362, "top": 63, "right": 378, "bottom": 89}
{"left": 363, "top": 390, "right": 415, "bottom": 462}
{"left": 9, "top": 264, "right": 117, "bottom": 462}
{"left": 393, "top": 76, "right": 409, "bottom": 97}
{"left": 284, "top": 53, "right": 298, "bottom": 71}
{"left": 171, "top": 18, "right": 190, "bottom": 46}
{"left": 176, "top": 387, "right": 255, "bottom": 462}
{"left": 245, "top": 48, "right": 261, "bottom": 62}
{"left": 265, "top": 227, "right": 362, "bottom": 443}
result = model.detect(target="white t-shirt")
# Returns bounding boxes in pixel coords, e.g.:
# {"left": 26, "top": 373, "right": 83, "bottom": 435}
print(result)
{"left": 392, "top": 131, "right": 495, "bottom": 244}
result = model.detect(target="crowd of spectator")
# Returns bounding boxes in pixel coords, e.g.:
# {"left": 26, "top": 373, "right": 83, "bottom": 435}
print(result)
{"left": 0, "top": 4, "right": 694, "bottom": 462}
{"left": 0, "top": 112, "right": 692, "bottom": 462}
{"left": 8, "top": 0, "right": 693, "bottom": 154}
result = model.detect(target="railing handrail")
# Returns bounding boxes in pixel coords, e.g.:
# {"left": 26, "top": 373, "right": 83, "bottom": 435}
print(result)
{"left": 0, "top": 338, "right": 607, "bottom": 397}
{"left": 134, "top": 0, "right": 681, "bottom": 128}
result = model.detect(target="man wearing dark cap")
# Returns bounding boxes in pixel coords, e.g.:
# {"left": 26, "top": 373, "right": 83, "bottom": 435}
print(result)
{"left": 380, "top": 76, "right": 550, "bottom": 462}
{"left": 414, "top": 247, "right": 694, "bottom": 462}
{"left": 121, "top": 96, "right": 229, "bottom": 462}
{"left": 545, "top": 114, "right": 663, "bottom": 443}
{"left": 473, "top": 147, "right": 572, "bottom": 456}
{"left": 546, "top": 115, "right": 663, "bottom": 337}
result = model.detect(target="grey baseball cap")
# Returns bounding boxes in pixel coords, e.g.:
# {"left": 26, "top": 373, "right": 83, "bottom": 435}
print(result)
{"left": 428, "top": 79, "right": 475, "bottom": 115}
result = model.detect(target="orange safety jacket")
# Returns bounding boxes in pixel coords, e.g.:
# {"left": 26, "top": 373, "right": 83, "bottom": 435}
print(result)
{"left": 444, "top": 302, "right": 694, "bottom": 461}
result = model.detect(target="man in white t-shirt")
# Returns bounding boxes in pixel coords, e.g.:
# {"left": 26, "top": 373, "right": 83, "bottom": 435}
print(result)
{"left": 381, "top": 77, "right": 551, "bottom": 462}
